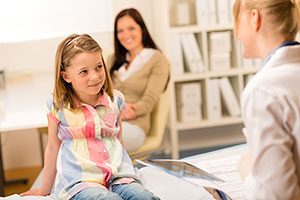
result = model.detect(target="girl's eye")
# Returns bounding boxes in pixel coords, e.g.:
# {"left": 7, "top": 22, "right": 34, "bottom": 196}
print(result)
{"left": 117, "top": 29, "right": 123, "bottom": 33}
{"left": 79, "top": 70, "right": 87, "bottom": 75}
{"left": 129, "top": 26, "right": 135, "bottom": 31}
{"left": 96, "top": 65, "right": 103, "bottom": 70}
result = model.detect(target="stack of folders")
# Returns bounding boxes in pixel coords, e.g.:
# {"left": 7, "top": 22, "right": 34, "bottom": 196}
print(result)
{"left": 207, "top": 79, "right": 222, "bottom": 120}
{"left": 209, "top": 31, "right": 232, "bottom": 71}
{"left": 207, "top": 77, "right": 240, "bottom": 120}
{"left": 195, "top": 0, "right": 235, "bottom": 27}
{"left": 176, "top": 82, "right": 202, "bottom": 122}
{"left": 219, "top": 77, "right": 240, "bottom": 117}
{"left": 180, "top": 33, "right": 205, "bottom": 74}
{"left": 168, "top": 34, "right": 184, "bottom": 76}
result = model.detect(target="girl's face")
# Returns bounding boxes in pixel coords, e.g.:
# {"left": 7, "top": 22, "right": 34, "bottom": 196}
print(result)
{"left": 61, "top": 52, "right": 105, "bottom": 103}
{"left": 117, "top": 15, "right": 143, "bottom": 54}
{"left": 237, "top": 4, "right": 257, "bottom": 58}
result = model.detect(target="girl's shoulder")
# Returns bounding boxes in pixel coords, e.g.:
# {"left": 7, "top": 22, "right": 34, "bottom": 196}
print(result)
{"left": 112, "top": 89, "right": 125, "bottom": 111}
{"left": 112, "top": 89, "right": 125, "bottom": 102}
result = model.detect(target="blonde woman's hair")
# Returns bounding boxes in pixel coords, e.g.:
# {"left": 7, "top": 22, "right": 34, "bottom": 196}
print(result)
{"left": 53, "top": 34, "right": 114, "bottom": 109}
{"left": 233, "top": 0, "right": 300, "bottom": 40}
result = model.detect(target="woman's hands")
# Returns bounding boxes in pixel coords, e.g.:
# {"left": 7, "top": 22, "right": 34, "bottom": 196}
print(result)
{"left": 123, "top": 103, "right": 136, "bottom": 120}
{"left": 20, "top": 188, "right": 49, "bottom": 196}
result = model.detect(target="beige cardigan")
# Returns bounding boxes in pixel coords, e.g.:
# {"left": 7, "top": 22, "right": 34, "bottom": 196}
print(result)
{"left": 107, "top": 50, "right": 170, "bottom": 134}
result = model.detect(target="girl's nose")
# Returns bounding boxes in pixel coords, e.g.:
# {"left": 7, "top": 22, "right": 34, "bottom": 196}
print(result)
{"left": 90, "top": 70, "right": 100, "bottom": 81}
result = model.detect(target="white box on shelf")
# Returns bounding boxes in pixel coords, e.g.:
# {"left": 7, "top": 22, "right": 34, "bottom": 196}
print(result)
{"left": 195, "top": 0, "right": 210, "bottom": 27}
{"left": 217, "top": 0, "right": 230, "bottom": 25}
{"left": 168, "top": 34, "right": 184, "bottom": 76}
{"left": 254, "top": 59, "right": 262, "bottom": 68}
{"left": 210, "top": 52, "right": 231, "bottom": 71}
{"left": 178, "top": 103, "right": 202, "bottom": 122}
{"left": 219, "top": 77, "right": 241, "bottom": 117}
{"left": 175, "top": 2, "right": 191, "bottom": 26}
{"left": 207, "top": 79, "right": 221, "bottom": 120}
{"left": 242, "top": 58, "right": 254, "bottom": 68}
{"left": 209, "top": 31, "right": 232, "bottom": 52}
{"left": 176, "top": 82, "right": 202, "bottom": 104}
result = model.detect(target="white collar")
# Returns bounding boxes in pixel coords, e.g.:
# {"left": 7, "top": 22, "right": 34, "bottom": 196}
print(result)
{"left": 118, "top": 48, "right": 156, "bottom": 81}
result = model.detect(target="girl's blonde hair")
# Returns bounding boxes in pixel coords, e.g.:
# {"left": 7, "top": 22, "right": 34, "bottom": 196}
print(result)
{"left": 233, "top": 0, "right": 300, "bottom": 40}
{"left": 53, "top": 34, "right": 114, "bottom": 109}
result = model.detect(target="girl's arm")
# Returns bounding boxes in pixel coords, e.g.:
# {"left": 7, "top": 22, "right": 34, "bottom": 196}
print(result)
{"left": 21, "top": 116, "right": 61, "bottom": 196}
{"left": 117, "top": 111, "right": 125, "bottom": 146}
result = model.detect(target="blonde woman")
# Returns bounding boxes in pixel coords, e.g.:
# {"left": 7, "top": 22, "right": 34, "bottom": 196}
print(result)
{"left": 233, "top": 0, "right": 300, "bottom": 199}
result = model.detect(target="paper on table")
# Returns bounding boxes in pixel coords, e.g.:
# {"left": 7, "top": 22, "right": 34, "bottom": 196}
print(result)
{"left": 136, "top": 159, "right": 233, "bottom": 200}
{"left": 194, "top": 154, "right": 246, "bottom": 200}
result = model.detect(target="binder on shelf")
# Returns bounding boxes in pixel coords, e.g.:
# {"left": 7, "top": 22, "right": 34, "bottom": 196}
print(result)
{"left": 178, "top": 104, "right": 202, "bottom": 122}
{"left": 209, "top": 52, "right": 231, "bottom": 71}
{"left": 168, "top": 34, "right": 184, "bottom": 76}
{"left": 176, "top": 82, "right": 202, "bottom": 122}
{"left": 209, "top": 31, "right": 232, "bottom": 52}
{"left": 209, "top": 0, "right": 218, "bottom": 26}
{"left": 242, "top": 58, "right": 254, "bottom": 68}
{"left": 207, "top": 79, "right": 221, "bottom": 120}
{"left": 176, "top": 82, "right": 202, "bottom": 104}
{"left": 218, "top": 77, "right": 241, "bottom": 117}
{"left": 195, "top": 0, "right": 210, "bottom": 27}
{"left": 175, "top": 2, "right": 191, "bottom": 26}
{"left": 186, "top": 33, "right": 205, "bottom": 72}
{"left": 180, "top": 33, "right": 205, "bottom": 73}
{"left": 217, "top": 0, "right": 230, "bottom": 25}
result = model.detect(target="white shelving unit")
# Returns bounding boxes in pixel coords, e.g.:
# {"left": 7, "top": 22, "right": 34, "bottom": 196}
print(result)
{"left": 152, "top": 0, "right": 259, "bottom": 159}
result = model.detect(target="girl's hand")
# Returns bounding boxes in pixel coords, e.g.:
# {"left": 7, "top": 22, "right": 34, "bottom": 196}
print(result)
{"left": 20, "top": 188, "right": 49, "bottom": 196}
{"left": 123, "top": 103, "right": 136, "bottom": 120}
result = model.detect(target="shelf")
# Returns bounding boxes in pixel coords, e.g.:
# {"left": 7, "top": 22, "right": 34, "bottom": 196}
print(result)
{"left": 176, "top": 117, "right": 243, "bottom": 131}
{"left": 172, "top": 68, "right": 249, "bottom": 82}
{"left": 169, "top": 24, "right": 234, "bottom": 33}
{"left": 241, "top": 67, "right": 260, "bottom": 74}
{"left": 173, "top": 73, "right": 206, "bottom": 82}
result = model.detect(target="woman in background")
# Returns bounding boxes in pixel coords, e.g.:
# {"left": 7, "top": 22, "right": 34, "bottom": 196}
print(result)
{"left": 233, "top": 0, "right": 300, "bottom": 199}
{"left": 107, "top": 8, "right": 170, "bottom": 152}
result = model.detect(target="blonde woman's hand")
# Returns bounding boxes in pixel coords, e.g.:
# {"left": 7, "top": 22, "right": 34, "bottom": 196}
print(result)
{"left": 20, "top": 188, "right": 48, "bottom": 196}
{"left": 238, "top": 151, "right": 253, "bottom": 180}
{"left": 123, "top": 103, "right": 136, "bottom": 120}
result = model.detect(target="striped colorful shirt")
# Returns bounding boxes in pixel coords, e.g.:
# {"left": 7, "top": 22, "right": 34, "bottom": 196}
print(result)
{"left": 46, "top": 90, "right": 136, "bottom": 199}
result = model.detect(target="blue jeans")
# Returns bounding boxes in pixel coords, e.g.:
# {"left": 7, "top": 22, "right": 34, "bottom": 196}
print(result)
{"left": 71, "top": 182, "right": 160, "bottom": 200}
{"left": 71, "top": 187, "right": 122, "bottom": 200}
{"left": 112, "top": 182, "right": 160, "bottom": 200}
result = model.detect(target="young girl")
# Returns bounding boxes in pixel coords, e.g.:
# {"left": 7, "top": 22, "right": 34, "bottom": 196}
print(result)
{"left": 233, "top": 0, "right": 300, "bottom": 199}
{"left": 21, "top": 34, "right": 160, "bottom": 200}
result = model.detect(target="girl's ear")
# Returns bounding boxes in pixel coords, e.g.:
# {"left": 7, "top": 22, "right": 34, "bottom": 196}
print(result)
{"left": 251, "top": 9, "right": 261, "bottom": 31}
{"left": 61, "top": 71, "right": 71, "bottom": 83}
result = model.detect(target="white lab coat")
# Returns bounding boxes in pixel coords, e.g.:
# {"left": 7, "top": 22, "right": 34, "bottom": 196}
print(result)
{"left": 242, "top": 44, "right": 300, "bottom": 200}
